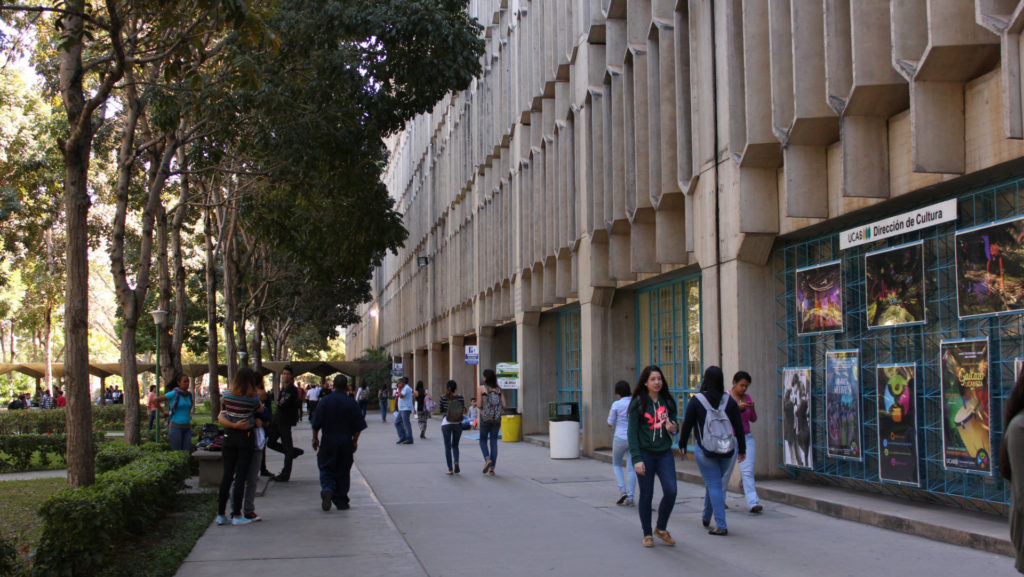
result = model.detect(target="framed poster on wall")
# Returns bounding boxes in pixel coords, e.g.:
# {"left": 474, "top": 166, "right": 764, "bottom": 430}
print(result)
{"left": 825, "top": 350, "right": 862, "bottom": 460}
{"left": 956, "top": 215, "right": 1024, "bottom": 319}
{"left": 864, "top": 242, "right": 926, "bottom": 329}
{"left": 782, "top": 367, "right": 813, "bottom": 469}
{"left": 795, "top": 261, "right": 843, "bottom": 335}
{"left": 876, "top": 364, "right": 920, "bottom": 486}
{"left": 940, "top": 339, "right": 992, "bottom": 474}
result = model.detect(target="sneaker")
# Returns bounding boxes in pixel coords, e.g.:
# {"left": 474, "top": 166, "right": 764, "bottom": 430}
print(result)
{"left": 273, "top": 475, "right": 290, "bottom": 482}
{"left": 396, "top": 440, "right": 405, "bottom": 444}
{"left": 708, "top": 528, "right": 728, "bottom": 536}
{"left": 483, "top": 459, "right": 493, "bottom": 473}
{"left": 420, "top": 431, "right": 426, "bottom": 438}
{"left": 337, "top": 503, "right": 350, "bottom": 510}
{"left": 487, "top": 469, "right": 495, "bottom": 476}
{"left": 215, "top": 515, "right": 229, "bottom": 526}
{"left": 625, "top": 498, "right": 634, "bottom": 506}
{"left": 231, "top": 516, "right": 253, "bottom": 526}
{"left": 616, "top": 493, "right": 628, "bottom": 505}
{"left": 642, "top": 536, "right": 654, "bottom": 548}
{"left": 322, "top": 490, "right": 334, "bottom": 512}
{"left": 454, "top": 463, "right": 460, "bottom": 474}
{"left": 702, "top": 518, "right": 711, "bottom": 528}
{"left": 260, "top": 469, "right": 276, "bottom": 477}
{"left": 292, "top": 448, "right": 305, "bottom": 458}
{"left": 654, "top": 529, "right": 675, "bottom": 546}
{"left": 750, "top": 505, "right": 763, "bottom": 514}
{"left": 244, "top": 511, "right": 262, "bottom": 522}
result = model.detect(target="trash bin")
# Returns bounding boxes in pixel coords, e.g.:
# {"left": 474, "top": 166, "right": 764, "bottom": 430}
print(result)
{"left": 549, "top": 402, "right": 580, "bottom": 459}
{"left": 501, "top": 413, "right": 521, "bottom": 442}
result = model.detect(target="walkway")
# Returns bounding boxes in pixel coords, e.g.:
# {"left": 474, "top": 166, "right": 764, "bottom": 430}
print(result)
{"left": 175, "top": 417, "right": 1018, "bottom": 577}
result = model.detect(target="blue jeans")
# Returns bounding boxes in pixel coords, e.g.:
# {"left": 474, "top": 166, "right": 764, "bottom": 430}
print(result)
{"left": 396, "top": 410, "right": 413, "bottom": 442}
{"left": 381, "top": 403, "right": 388, "bottom": 421}
{"left": 636, "top": 450, "right": 677, "bottom": 536}
{"left": 612, "top": 438, "right": 636, "bottom": 499}
{"left": 168, "top": 424, "right": 191, "bottom": 451}
{"left": 695, "top": 446, "right": 732, "bottom": 530}
{"left": 722, "top": 433, "right": 759, "bottom": 510}
{"left": 479, "top": 420, "right": 500, "bottom": 467}
{"left": 442, "top": 423, "right": 463, "bottom": 471}
{"left": 148, "top": 409, "right": 157, "bottom": 430}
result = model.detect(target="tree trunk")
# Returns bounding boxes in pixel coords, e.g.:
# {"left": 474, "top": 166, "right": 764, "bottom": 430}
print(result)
{"left": 223, "top": 216, "right": 238, "bottom": 384}
{"left": 204, "top": 206, "right": 221, "bottom": 418}
{"left": 157, "top": 203, "right": 174, "bottom": 380}
{"left": 120, "top": 320, "right": 141, "bottom": 445}
{"left": 171, "top": 148, "right": 189, "bottom": 376}
{"left": 44, "top": 228, "right": 54, "bottom": 394}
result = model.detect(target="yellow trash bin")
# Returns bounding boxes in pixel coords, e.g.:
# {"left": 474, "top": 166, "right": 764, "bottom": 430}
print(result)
{"left": 501, "top": 414, "right": 521, "bottom": 442}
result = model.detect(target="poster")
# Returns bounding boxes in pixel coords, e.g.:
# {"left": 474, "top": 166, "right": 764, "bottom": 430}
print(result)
{"left": 876, "top": 364, "right": 919, "bottom": 486}
{"left": 782, "top": 367, "right": 813, "bottom": 469}
{"left": 941, "top": 339, "right": 992, "bottom": 473}
{"left": 864, "top": 242, "right": 926, "bottom": 328}
{"left": 825, "top": 350, "right": 861, "bottom": 460}
{"left": 796, "top": 261, "right": 843, "bottom": 335}
{"left": 956, "top": 216, "right": 1024, "bottom": 318}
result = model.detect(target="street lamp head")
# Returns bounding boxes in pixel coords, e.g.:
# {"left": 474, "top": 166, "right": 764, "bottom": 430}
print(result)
{"left": 369, "top": 308, "right": 379, "bottom": 319}
{"left": 150, "top": 309, "right": 168, "bottom": 327}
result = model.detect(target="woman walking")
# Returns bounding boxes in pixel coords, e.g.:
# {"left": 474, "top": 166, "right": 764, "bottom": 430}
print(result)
{"left": 215, "top": 367, "right": 263, "bottom": 526}
{"left": 607, "top": 380, "right": 636, "bottom": 506}
{"left": 628, "top": 365, "right": 678, "bottom": 548}
{"left": 721, "top": 370, "right": 762, "bottom": 513}
{"left": 356, "top": 383, "right": 369, "bottom": 418}
{"left": 439, "top": 380, "right": 466, "bottom": 475}
{"left": 378, "top": 387, "right": 389, "bottom": 422}
{"left": 679, "top": 366, "right": 746, "bottom": 536}
{"left": 415, "top": 381, "right": 429, "bottom": 438}
{"left": 478, "top": 369, "right": 505, "bottom": 475}
{"left": 999, "top": 369, "right": 1024, "bottom": 572}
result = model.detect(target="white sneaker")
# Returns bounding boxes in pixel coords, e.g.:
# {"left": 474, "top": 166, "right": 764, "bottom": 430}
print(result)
{"left": 215, "top": 515, "right": 229, "bottom": 526}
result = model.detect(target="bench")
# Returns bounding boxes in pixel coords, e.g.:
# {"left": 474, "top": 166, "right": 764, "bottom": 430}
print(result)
{"left": 191, "top": 449, "right": 223, "bottom": 487}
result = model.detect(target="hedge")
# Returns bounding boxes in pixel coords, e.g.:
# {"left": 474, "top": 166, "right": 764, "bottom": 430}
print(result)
{"left": 0, "top": 432, "right": 106, "bottom": 472}
{"left": 94, "top": 443, "right": 146, "bottom": 474}
{"left": 0, "top": 405, "right": 148, "bottom": 435}
{"left": 33, "top": 450, "right": 191, "bottom": 577}
{"left": 0, "top": 536, "right": 20, "bottom": 577}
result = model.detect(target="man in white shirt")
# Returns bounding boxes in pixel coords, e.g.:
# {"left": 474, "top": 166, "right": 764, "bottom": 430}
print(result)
{"left": 307, "top": 383, "right": 321, "bottom": 419}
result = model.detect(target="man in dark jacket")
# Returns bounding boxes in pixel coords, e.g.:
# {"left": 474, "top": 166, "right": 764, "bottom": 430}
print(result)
{"left": 312, "top": 374, "right": 366, "bottom": 511}
{"left": 267, "top": 365, "right": 303, "bottom": 482}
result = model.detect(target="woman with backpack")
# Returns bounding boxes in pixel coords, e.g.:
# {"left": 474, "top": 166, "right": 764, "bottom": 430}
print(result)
{"left": 439, "top": 380, "right": 466, "bottom": 475}
{"left": 628, "top": 365, "right": 679, "bottom": 548}
{"left": 679, "top": 366, "right": 746, "bottom": 536}
{"left": 478, "top": 369, "right": 505, "bottom": 475}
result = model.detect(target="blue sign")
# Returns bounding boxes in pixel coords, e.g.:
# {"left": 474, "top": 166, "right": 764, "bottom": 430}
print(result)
{"left": 465, "top": 345, "right": 479, "bottom": 365}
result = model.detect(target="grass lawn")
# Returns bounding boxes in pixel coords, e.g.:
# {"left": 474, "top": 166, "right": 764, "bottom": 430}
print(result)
{"left": 0, "top": 477, "right": 65, "bottom": 560}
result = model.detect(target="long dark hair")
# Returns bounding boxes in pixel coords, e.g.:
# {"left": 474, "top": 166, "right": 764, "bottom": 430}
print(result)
{"left": 483, "top": 369, "right": 498, "bottom": 389}
{"left": 230, "top": 367, "right": 259, "bottom": 397}
{"left": 999, "top": 370, "right": 1024, "bottom": 480}
{"left": 445, "top": 380, "right": 458, "bottom": 400}
{"left": 166, "top": 372, "right": 188, "bottom": 394}
{"left": 701, "top": 366, "right": 725, "bottom": 406}
{"left": 632, "top": 365, "right": 673, "bottom": 416}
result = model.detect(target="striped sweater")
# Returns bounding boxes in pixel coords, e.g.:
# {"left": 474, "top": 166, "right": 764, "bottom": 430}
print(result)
{"left": 222, "top": 392, "right": 261, "bottom": 426}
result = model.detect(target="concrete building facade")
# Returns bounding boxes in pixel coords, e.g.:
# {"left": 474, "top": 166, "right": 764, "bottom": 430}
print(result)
{"left": 347, "top": 0, "right": 1024, "bottom": 511}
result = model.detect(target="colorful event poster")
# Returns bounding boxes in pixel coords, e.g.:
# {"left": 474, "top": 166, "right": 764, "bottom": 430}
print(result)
{"left": 796, "top": 261, "right": 843, "bottom": 335}
{"left": 825, "top": 350, "right": 861, "bottom": 460}
{"left": 940, "top": 339, "right": 992, "bottom": 474}
{"left": 865, "top": 242, "right": 926, "bottom": 329}
{"left": 782, "top": 367, "right": 813, "bottom": 469}
{"left": 956, "top": 216, "right": 1024, "bottom": 318}
{"left": 877, "top": 364, "right": 919, "bottom": 486}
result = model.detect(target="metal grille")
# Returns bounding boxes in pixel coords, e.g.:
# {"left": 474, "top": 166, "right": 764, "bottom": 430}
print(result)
{"left": 773, "top": 179, "right": 1024, "bottom": 513}
{"left": 557, "top": 308, "right": 582, "bottom": 407}
{"left": 636, "top": 274, "right": 703, "bottom": 446}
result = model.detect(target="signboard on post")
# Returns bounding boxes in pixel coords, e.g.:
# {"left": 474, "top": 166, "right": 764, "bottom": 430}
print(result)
{"left": 391, "top": 363, "right": 403, "bottom": 376}
{"left": 465, "top": 345, "right": 479, "bottom": 365}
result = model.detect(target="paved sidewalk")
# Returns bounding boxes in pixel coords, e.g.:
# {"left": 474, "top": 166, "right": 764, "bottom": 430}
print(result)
{"left": 175, "top": 417, "right": 1018, "bottom": 577}
{"left": 0, "top": 469, "right": 66, "bottom": 482}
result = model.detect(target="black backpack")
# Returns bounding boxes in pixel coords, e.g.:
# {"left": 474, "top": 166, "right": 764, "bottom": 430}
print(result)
{"left": 446, "top": 396, "right": 465, "bottom": 422}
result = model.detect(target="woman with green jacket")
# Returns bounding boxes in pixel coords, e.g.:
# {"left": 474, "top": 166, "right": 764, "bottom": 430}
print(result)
{"left": 628, "top": 365, "right": 679, "bottom": 548}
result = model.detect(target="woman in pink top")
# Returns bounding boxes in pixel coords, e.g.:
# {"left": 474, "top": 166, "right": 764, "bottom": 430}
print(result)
{"left": 722, "top": 371, "right": 762, "bottom": 513}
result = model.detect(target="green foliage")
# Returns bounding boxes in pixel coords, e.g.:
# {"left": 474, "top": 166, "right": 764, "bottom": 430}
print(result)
{"left": 34, "top": 451, "right": 191, "bottom": 577}
{"left": 0, "top": 432, "right": 105, "bottom": 472}
{"left": 0, "top": 534, "right": 20, "bottom": 577}
{"left": 94, "top": 443, "right": 146, "bottom": 474}
{"left": 0, "top": 405, "right": 147, "bottom": 435}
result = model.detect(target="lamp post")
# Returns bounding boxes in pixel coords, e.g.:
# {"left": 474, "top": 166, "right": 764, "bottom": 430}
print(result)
{"left": 150, "top": 309, "right": 167, "bottom": 443}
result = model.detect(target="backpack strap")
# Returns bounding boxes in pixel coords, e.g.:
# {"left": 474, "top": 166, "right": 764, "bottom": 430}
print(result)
{"left": 694, "top": 392, "right": 712, "bottom": 412}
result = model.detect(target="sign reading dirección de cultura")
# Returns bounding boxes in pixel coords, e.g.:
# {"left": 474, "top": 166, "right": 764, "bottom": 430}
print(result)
{"left": 840, "top": 199, "right": 957, "bottom": 250}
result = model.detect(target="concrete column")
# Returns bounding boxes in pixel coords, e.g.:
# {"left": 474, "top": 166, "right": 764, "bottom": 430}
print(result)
{"left": 579, "top": 286, "right": 616, "bottom": 453}
{"left": 516, "top": 312, "right": 544, "bottom": 434}
{"left": 429, "top": 344, "right": 445, "bottom": 406}
{"left": 449, "top": 335, "right": 476, "bottom": 395}
{"left": 477, "top": 326, "right": 496, "bottom": 397}
{"left": 719, "top": 258, "right": 779, "bottom": 478}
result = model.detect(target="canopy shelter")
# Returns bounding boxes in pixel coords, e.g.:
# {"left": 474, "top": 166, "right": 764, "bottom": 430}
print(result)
{"left": 261, "top": 360, "right": 389, "bottom": 379}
